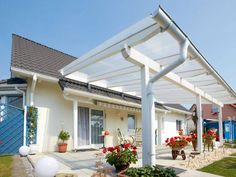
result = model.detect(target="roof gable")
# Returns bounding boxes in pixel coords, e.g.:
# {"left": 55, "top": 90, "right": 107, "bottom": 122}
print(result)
{"left": 11, "top": 34, "right": 76, "bottom": 78}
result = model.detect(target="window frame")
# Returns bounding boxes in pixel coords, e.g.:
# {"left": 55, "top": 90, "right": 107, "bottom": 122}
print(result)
{"left": 176, "top": 120, "right": 182, "bottom": 131}
{"left": 127, "top": 114, "right": 136, "bottom": 131}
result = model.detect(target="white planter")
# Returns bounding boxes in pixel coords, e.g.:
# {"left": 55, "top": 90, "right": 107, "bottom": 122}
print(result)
{"left": 29, "top": 144, "right": 39, "bottom": 155}
{"left": 104, "top": 135, "right": 113, "bottom": 148}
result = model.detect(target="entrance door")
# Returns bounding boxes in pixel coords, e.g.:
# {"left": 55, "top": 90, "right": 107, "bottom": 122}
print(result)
{"left": 78, "top": 107, "right": 90, "bottom": 146}
{"left": 91, "top": 109, "right": 104, "bottom": 146}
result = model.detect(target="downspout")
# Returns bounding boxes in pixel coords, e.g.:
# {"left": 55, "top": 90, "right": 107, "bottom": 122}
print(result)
{"left": 145, "top": 8, "right": 190, "bottom": 165}
{"left": 30, "top": 74, "right": 37, "bottom": 106}
{"left": 146, "top": 40, "right": 189, "bottom": 165}
{"left": 15, "top": 86, "right": 27, "bottom": 146}
{"left": 15, "top": 86, "right": 26, "bottom": 108}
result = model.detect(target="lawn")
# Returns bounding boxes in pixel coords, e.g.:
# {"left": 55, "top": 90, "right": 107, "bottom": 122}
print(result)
{"left": 230, "top": 152, "right": 236, "bottom": 156}
{"left": 199, "top": 157, "right": 236, "bottom": 177}
{"left": 0, "top": 155, "right": 13, "bottom": 177}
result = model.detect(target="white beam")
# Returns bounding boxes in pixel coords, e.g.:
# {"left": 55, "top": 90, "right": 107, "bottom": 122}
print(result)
{"left": 122, "top": 46, "right": 223, "bottom": 107}
{"left": 88, "top": 66, "right": 139, "bottom": 82}
{"left": 108, "top": 79, "right": 140, "bottom": 88}
{"left": 61, "top": 17, "right": 161, "bottom": 75}
{"left": 196, "top": 95, "right": 203, "bottom": 152}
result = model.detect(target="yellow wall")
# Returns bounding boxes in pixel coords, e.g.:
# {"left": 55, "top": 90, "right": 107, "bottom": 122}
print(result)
{"left": 28, "top": 79, "right": 187, "bottom": 152}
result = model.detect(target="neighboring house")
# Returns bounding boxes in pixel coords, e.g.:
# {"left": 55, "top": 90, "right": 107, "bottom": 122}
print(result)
{"left": 188, "top": 104, "right": 236, "bottom": 140}
{"left": 0, "top": 34, "right": 192, "bottom": 153}
{"left": 202, "top": 104, "right": 236, "bottom": 121}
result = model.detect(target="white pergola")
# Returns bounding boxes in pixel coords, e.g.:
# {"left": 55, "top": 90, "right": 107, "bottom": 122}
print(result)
{"left": 61, "top": 7, "right": 236, "bottom": 166}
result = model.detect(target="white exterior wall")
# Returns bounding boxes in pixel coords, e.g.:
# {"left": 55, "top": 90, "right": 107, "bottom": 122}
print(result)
{"left": 26, "top": 79, "right": 187, "bottom": 152}
{"left": 161, "top": 112, "right": 186, "bottom": 144}
{"left": 28, "top": 79, "right": 73, "bottom": 152}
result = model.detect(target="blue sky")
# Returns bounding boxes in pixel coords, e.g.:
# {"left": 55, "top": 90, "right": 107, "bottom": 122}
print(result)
{"left": 0, "top": 0, "right": 235, "bottom": 91}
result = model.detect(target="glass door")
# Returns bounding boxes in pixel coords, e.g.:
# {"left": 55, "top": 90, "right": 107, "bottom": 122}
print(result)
{"left": 91, "top": 109, "right": 104, "bottom": 146}
{"left": 78, "top": 107, "right": 90, "bottom": 146}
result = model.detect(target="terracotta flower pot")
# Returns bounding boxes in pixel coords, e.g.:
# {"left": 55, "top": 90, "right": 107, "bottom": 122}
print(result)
{"left": 115, "top": 164, "right": 130, "bottom": 173}
{"left": 58, "top": 143, "right": 68, "bottom": 153}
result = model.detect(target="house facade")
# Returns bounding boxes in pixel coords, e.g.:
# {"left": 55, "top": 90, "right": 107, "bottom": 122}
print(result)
{"left": 202, "top": 104, "right": 236, "bottom": 121}
{"left": 0, "top": 34, "right": 191, "bottom": 153}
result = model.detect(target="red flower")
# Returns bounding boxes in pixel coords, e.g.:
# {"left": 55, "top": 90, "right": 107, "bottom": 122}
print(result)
{"left": 104, "top": 130, "right": 109, "bottom": 136}
{"left": 186, "top": 137, "right": 192, "bottom": 142}
{"left": 132, "top": 150, "right": 137, "bottom": 155}
{"left": 108, "top": 147, "right": 115, "bottom": 152}
{"left": 115, "top": 145, "right": 120, "bottom": 152}
{"left": 132, "top": 146, "right": 137, "bottom": 150}
{"left": 165, "top": 138, "right": 169, "bottom": 143}
{"left": 123, "top": 143, "right": 131, "bottom": 149}
{"left": 102, "top": 148, "right": 107, "bottom": 153}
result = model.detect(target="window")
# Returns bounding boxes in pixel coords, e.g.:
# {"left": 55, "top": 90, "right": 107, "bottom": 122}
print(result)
{"left": 91, "top": 110, "right": 104, "bottom": 144}
{"left": 176, "top": 120, "right": 182, "bottom": 131}
{"left": 211, "top": 106, "right": 219, "bottom": 113}
{"left": 128, "top": 114, "right": 135, "bottom": 131}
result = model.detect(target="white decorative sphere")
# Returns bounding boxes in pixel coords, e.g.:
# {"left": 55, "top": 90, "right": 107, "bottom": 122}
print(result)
{"left": 19, "top": 146, "right": 30, "bottom": 156}
{"left": 35, "top": 157, "right": 59, "bottom": 177}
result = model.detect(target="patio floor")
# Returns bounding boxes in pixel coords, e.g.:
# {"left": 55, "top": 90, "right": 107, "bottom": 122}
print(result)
{"left": 28, "top": 145, "right": 229, "bottom": 177}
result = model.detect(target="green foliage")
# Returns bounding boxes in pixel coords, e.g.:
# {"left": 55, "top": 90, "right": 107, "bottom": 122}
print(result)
{"left": 0, "top": 155, "right": 12, "bottom": 177}
{"left": 58, "top": 130, "right": 70, "bottom": 143}
{"left": 125, "top": 165, "right": 176, "bottom": 177}
{"left": 27, "top": 106, "right": 38, "bottom": 144}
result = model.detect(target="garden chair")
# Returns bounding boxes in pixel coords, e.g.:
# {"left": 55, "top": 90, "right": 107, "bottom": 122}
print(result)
{"left": 117, "top": 128, "right": 134, "bottom": 145}
{"left": 132, "top": 128, "right": 142, "bottom": 147}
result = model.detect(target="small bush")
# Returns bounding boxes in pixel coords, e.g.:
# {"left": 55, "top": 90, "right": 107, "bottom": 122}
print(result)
{"left": 58, "top": 130, "right": 70, "bottom": 143}
{"left": 125, "top": 165, "right": 176, "bottom": 177}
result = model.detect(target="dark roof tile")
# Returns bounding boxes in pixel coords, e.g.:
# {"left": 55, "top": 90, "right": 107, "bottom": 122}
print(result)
{"left": 11, "top": 34, "right": 76, "bottom": 78}
{"left": 0, "top": 77, "right": 27, "bottom": 85}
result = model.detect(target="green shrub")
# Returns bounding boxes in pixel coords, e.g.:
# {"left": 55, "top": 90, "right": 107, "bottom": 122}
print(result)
{"left": 125, "top": 165, "right": 176, "bottom": 177}
{"left": 58, "top": 130, "right": 70, "bottom": 143}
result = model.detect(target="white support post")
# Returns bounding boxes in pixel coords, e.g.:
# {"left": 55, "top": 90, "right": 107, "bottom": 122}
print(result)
{"left": 196, "top": 95, "right": 203, "bottom": 152}
{"left": 141, "top": 65, "right": 150, "bottom": 166}
{"left": 73, "top": 100, "right": 78, "bottom": 150}
{"left": 158, "top": 115, "right": 163, "bottom": 145}
{"left": 147, "top": 83, "right": 156, "bottom": 165}
{"left": 218, "top": 106, "right": 224, "bottom": 146}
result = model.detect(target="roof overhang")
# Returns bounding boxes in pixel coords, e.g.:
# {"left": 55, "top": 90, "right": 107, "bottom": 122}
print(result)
{"left": 11, "top": 67, "right": 59, "bottom": 83}
{"left": 60, "top": 7, "right": 236, "bottom": 107}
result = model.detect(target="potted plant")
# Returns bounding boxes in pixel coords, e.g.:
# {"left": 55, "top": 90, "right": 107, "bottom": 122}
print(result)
{"left": 58, "top": 130, "right": 70, "bottom": 153}
{"left": 188, "top": 129, "right": 197, "bottom": 151}
{"left": 165, "top": 136, "right": 192, "bottom": 160}
{"left": 102, "top": 143, "right": 138, "bottom": 172}
{"left": 203, "top": 129, "right": 217, "bottom": 152}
